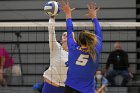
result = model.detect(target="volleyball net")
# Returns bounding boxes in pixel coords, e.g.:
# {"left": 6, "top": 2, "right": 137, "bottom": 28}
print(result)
{"left": 0, "top": 21, "right": 140, "bottom": 29}
{"left": 0, "top": 21, "right": 140, "bottom": 93}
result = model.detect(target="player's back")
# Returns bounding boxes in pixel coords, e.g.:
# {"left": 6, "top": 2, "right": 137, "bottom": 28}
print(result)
{"left": 65, "top": 44, "right": 99, "bottom": 93}
{"left": 68, "top": 47, "right": 98, "bottom": 78}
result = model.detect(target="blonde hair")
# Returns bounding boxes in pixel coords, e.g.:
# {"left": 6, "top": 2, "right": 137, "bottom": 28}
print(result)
{"left": 78, "top": 30, "right": 97, "bottom": 61}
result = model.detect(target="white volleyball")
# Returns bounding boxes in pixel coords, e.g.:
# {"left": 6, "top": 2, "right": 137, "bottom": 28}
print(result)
{"left": 44, "top": 1, "right": 60, "bottom": 17}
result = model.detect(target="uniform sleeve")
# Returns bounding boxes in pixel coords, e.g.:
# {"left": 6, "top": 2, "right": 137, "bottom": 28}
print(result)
{"left": 48, "top": 18, "right": 61, "bottom": 53}
{"left": 92, "top": 18, "right": 102, "bottom": 54}
{"left": 66, "top": 18, "right": 77, "bottom": 50}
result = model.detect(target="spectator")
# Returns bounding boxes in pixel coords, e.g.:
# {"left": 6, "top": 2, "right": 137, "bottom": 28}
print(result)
{"left": 105, "top": 42, "right": 133, "bottom": 86}
{"left": 95, "top": 70, "right": 108, "bottom": 93}
{"left": 0, "top": 46, "right": 14, "bottom": 86}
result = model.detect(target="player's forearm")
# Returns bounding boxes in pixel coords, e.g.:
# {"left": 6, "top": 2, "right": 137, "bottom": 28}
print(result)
{"left": 66, "top": 18, "right": 73, "bottom": 35}
{"left": 48, "top": 18, "right": 58, "bottom": 51}
{"left": 66, "top": 18, "right": 76, "bottom": 48}
{"left": 48, "top": 18, "right": 55, "bottom": 35}
{"left": 93, "top": 18, "right": 102, "bottom": 53}
{"left": 92, "top": 18, "right": 102, "bottom": 38}
{"left": 48, "top": 26, "right": 57, "bottom": 42}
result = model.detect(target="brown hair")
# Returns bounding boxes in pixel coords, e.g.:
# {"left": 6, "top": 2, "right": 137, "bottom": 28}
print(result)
{"left": 78, "top": 30, "right": 97, "bottom": 61}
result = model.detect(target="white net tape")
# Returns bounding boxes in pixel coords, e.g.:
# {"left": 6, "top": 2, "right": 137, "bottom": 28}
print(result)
{"left": 0, "top": 22, "right": 140, "bottom": 29}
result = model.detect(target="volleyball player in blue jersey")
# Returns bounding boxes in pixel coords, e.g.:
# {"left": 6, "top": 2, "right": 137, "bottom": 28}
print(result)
{"left": 61, "top": 0, "right": 102, "bottom": 93}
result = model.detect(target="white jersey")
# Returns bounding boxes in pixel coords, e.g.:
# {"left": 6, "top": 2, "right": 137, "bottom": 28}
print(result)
{"left": 43, "top": 18, "right": 68, "bottom": 86}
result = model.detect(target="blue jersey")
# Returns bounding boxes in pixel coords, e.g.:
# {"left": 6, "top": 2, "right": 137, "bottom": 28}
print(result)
{"left": 65, "top": 18, "right": 102, "bottom": 93}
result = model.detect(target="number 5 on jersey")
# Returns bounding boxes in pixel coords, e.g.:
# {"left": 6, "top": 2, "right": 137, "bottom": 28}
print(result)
{"left": 76, "top": 54, "right": 89, "bottom": 66}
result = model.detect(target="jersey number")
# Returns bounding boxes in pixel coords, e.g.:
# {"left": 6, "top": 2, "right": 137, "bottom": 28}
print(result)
{"left": 76, "top": 54, "right": 89, "bottom": 66}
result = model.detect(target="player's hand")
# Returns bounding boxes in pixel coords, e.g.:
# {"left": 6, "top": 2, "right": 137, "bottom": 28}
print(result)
{"left": 60, "top": 0, "right": 75, "bottom": 18}
{"left": 86, "top": 2, "right": 99, "bottom": 19}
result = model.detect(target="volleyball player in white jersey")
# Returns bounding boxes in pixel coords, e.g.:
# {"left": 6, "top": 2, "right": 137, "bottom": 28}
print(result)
{"left": 42, "top": 17, "right": 68, "bottom": 93}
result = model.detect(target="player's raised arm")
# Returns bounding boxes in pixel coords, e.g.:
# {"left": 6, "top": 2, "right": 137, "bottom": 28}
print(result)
{"left": 86, "top": 2, "right": 102, "bottom": 53}
{"left": 60, "top": 0, "right": 76, "bottom": 49}
{"left": 48, "top": 17, "right": 61, "bottom": 52}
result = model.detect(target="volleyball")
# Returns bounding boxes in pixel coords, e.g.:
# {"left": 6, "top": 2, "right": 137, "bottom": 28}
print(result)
{"left": 44, "top": 1, "right": 60, "bottom": 17}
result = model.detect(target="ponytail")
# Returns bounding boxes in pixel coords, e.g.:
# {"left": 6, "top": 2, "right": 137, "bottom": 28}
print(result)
{"left": 87, "top": 34, "right": 97, "bottom": 61}
{"left": 79, "top": 30, "right": 97, "bottom": 61}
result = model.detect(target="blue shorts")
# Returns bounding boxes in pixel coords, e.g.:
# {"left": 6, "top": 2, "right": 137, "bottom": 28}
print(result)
{"left": 42, "top": 82, "right": 64, "bottom": 93}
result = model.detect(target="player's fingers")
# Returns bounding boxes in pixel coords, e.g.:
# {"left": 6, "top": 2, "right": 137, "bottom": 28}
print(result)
{"left": 90, "top": 2, "right": 94, "bottom": 9}
{"left": 60, "top": 0, "right": 66, "bottom": 6}
{"left": 67, "top": 0, "right": 70, "bottom": 5}
{"left": 91, "top": 2, "right": 96, "bottom": 9}
{"left": 96, "top": 7, "right": 100, "bottom": 12}
{"left": 59, "top": 2, "right": 63, "bottom": 7}
{"left": 71, "top": 8, "right": 76, "bottom": 11}
{"left": 59, "top": 0, "right": 67, "bottom": 10}
{"left": 87, "top": 4, "right": 90, "bottom": 10}
{"left": 89, "top": 3, "right": 93, "bottom": 9}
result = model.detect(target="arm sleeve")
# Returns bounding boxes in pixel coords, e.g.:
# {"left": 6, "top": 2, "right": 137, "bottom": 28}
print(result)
{"left": 92, "top": 18, "right": 102, "bottom": 54}
{"left": 66, "top": 18, "right": 77, "bottom": 50}
{"left": 48, "top": 18, "right": 61, "bottom": 53}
